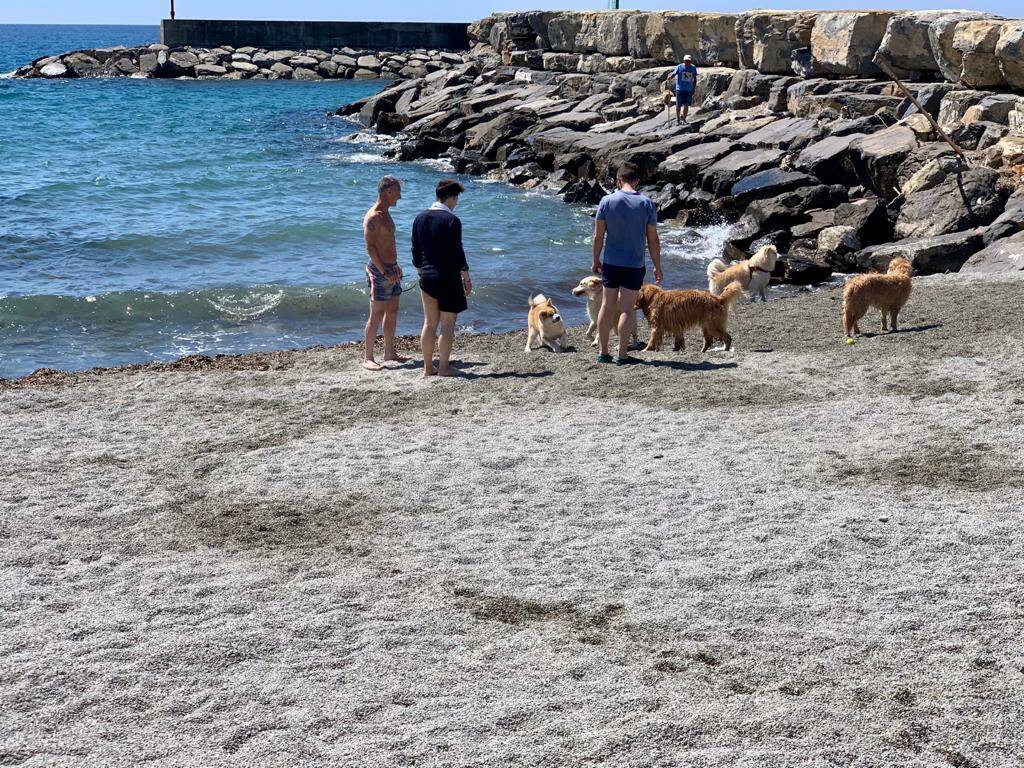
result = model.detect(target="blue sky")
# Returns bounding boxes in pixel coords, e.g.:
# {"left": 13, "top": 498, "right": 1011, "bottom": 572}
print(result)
{"left": 0, "top": 0, "right": 1017, "bottom": 25}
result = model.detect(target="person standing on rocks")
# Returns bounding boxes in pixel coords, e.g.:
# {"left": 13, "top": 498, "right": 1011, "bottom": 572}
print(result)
{"left": 413, "top": 179, "right": 473, "bottom": 377}
{"left": 669, "top": 54, "right": 698, "bottom": 124}
{"left": 592, "top": 162, "right": 662, "bottom": 365}
{"left": 362, "top": 175, "right": 408, "bottom": 371}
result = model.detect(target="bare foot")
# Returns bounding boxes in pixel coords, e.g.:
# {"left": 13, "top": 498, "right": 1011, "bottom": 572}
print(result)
{"left": 384, "top": 354, "right": 410, "bottom": 363}
{"left": 422, "top": 368, "right": 437, "bottom": 378}
{"left": 437, "top": 367, "right": 459, "bottom": 377}
{"left": 362, "top": 359, "right": 384, "bottom": 371}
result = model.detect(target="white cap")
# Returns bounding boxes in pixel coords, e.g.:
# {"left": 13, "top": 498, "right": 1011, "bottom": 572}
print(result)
{"left": 683, "top": 54, "right": 693, "bottom": 61}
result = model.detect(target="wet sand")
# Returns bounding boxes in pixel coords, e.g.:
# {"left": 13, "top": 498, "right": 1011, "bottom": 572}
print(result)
{"left": 2, "top": 273, "right": 1023, "bottom": 766}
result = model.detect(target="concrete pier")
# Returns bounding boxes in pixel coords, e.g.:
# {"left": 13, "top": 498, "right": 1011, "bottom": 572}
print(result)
{"left": 159, "top": 19, "right": 470, "bottom": 51}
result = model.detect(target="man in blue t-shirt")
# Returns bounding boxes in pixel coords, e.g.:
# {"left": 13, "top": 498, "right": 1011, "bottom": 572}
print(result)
{"left": 591, "top": 162, "right": 663, "bottom": 365}
{"left": 668, "top": 54, "right": 698, "bottom": 124}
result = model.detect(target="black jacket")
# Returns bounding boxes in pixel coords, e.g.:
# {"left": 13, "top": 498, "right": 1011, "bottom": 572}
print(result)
{"left": 412, "top": 208, "right": 468, "bottom": 279}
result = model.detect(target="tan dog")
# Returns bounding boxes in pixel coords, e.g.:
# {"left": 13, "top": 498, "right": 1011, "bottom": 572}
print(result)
{"left": 571, "top": 275, "right": 638, "bottom": 348}
{"left": 661, "top": 81, "right": 676, "bottom": 113}
{"left": 634, "top": 282, "right": 743, "bottom": 352}
{"left": 842, "top": 257, "right": 913, "bottom": 338}
{"left": 707, "top": 244, "right": 778, "bottom": 302}
{"left": 525, "top": 294, "right": 568, "bottom": 353}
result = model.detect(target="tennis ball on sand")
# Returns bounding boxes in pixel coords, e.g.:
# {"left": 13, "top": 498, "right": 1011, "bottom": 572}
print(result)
{"left": 845, "top": 337, "right": 856, "bottom": 345}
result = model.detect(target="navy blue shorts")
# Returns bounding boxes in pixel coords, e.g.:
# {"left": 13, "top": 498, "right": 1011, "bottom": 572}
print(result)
{"left": 601, "top": 263, "right": 646, "bottom": 292}
{"left": 676, "top": 89, "right": 694, "bottom": 107}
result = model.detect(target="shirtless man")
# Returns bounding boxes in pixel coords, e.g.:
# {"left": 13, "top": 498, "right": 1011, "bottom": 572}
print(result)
{"left": 362, "top": 175, "right": 407, "bottom": 370}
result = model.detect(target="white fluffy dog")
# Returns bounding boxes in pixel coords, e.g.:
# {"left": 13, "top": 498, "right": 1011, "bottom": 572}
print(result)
{"left": 571, "top": 275, "right": 639, "bottom": 347}
{"left": 525, "top": 294, "right": 568, "bottom": 353}
{"left": 706, "top": 244, "right": 779, "bottom": 302}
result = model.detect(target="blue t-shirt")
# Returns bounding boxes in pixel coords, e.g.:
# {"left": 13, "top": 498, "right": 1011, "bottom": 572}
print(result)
{"left": 596, "top": 190, "right": 657, "bottom": 269}
{"left": 675, "top": 63, "right": 697, "bottom": 93}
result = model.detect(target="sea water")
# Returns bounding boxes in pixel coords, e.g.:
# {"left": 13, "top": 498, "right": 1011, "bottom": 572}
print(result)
{"left": 0, "top": 24, "right": 727, "bottom": 379}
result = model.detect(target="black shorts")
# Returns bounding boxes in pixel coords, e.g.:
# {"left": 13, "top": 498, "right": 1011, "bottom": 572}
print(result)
{"left": 601, "top": 263, "right": 646, "bottom": 292}
{"left": 420, "top": 274, "right": 467, "bottom": 314}
{"left": 676, "top": 89, "right": 694, "bottom": 107}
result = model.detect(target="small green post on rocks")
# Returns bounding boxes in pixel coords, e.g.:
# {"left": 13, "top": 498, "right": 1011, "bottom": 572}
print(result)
{"left": 170, "top": 0, "right": 176, "bottom": 20}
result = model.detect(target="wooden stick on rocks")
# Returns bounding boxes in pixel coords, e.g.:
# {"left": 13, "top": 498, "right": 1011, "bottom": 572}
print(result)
{"left": 877, "top": 58, "right": 970, "bottom": 167}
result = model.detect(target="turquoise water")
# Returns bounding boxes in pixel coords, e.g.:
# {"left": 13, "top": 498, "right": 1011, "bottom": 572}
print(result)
{"left": 0, "top": 26, "right": 719, "bottom": 379}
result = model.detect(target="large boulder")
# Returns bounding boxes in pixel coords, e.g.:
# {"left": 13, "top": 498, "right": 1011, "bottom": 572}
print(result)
{"left": 927, "top": 13, "right": 999, "bottom": 84}
{"left": 64, "top": 52, "right": 103, "bottom": 77}
{"left": 795, "top": 133, "right": 866, "bottom": 185}
{"left": 937, "top": 88, "right": 991, "bottom": 130}
{"left": 547, "top": 13, "right": 583, "bottom": 52}
{"left": 627, "top": 12, "right": 697, "bottom": 61}
{"left": 982, "top": 187, "right": 1024, "bottom": 244}
{"left": 834, "top": 198, "right": 892, "bottom": 246}
{"left": 571, "top": 12, "right": 635, "bottom": 56}
{"left": 855, "top": 228, "right": 987, "bottom": 274}
{"left": 747, "top": 184, "right": 846, "bottom": 230}
{"left": 39, "top": 60, "right": 68, "bottom": 78}
{"left": 810, "top": 11, "right": 894, "bottom": 76}
{"left": 657, "top": 139, "right": 734, "bottom": 183}
{"left": 735, "top": 11, "right": 815, "bottom": 74}
{"left": 849, "top": 125, "right": 918, "bottom": 199}
{"left": 952, "top": 20, "right": 1011, "bottom": 88}
{"left": 874, "top": 12, "right": 948, "bottom": 80}
{"left": 698, "top": 14, "right": 740, "bottom": 67}
{"left": 961, "top": 231, "right": 1024, "bottom": 273}
{"left": 996, "top": 21, "right": 1024, "bottom": 91}
{"left": 698, "top": 148, "right": 786, "bottom": 195}
{"left": 730, "top": 169, "right": 819, "bottom": 205}
{"left": 895, "top": 167, "right": 1005, "bottom": 239}
{"left": 739, "top": 116, "right": 820, "bottom": 149}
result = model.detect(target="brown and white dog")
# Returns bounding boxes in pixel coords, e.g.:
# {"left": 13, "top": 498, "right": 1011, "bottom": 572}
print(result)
{"left": 707, "top": 244, "right": 778, "bottom": 302}
{"left": 842, "top": 257, "right": 913, "bottom": 338}
{"left": 525, "top": 294, "right": 569, "bottom": 353}
{"left": 571, "top": 275, "right": 638, "bottom": 347}
{"left": 634, "top": 282, "right": 744, "bottom": 352}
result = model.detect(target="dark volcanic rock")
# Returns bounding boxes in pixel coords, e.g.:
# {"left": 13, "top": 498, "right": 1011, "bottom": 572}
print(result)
{"left": 795, "top": 133, "right": 865, "bottom": 185}
{"left": 961, "top": 231, "right": 1024, "bottom": 274}
{"left": 562, "top": 180, "right": 608, "bottom": 205}
{"left": 783, "top": 257, "right": 833, "bottom": 285}
{"left": 699, "top": 148, "right": 786, "bottom": 195}
{"left": 657, "top": 140, "right": 733, "bottom": 184}
{"left": 895, "top": 167, "right": 1005, "bottom": 240}
{"left": 833, "top": 198, "right": 891, "bottom": 246}
{"left": 855, "top": 228, "right": 987, "bottom": 275}
{"left": 982, "top": 188, "right": 1024, "bottom": 245}
{"left": 748, "top": 185, "right": 848, "bottom": 230}
{"left": 739, "top": 116, "right": 821, "bottom": 149}
{"left": 849, "top": 125, "right": 918, "bottom": 199}
{"left": 730, "top": 169, "right": 820, "bottom": 206}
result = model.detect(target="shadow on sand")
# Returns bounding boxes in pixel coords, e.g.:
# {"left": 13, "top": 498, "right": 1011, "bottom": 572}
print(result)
{"left": 861, "top": 323, "right": 943, "bottom": 338}
{"left": 636, "top": 359, "right": 739, "bottom": 371}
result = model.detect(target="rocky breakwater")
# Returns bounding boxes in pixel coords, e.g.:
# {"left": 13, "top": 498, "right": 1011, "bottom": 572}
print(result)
{"left": 12, "top": 44, "right": 468, "bottom": 81}
{"left": 340, "top": 9, "right": 1024, "bottom": 280}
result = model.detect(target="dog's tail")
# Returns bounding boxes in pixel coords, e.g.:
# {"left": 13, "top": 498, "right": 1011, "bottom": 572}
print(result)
{"left": 707, "top": 259, "right": 728, "bottom": 295}
{"left": 717, "top": 282, "right": 744, "bottom": 311}
{"left": 528, "top": 293, "right": 549, "bottom": 308}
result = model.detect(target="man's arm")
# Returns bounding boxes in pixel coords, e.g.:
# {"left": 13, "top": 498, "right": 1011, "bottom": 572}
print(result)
{"left": 647, "top": 223, "right": 663, "bottom": 284}
{"left": 592, "top": 220, "right": 606, "bottom": 273}
{"left": 411, "top": 215, "right": 423, "bottom": 273}
{"left": 453, "top": 217, "right": 472, "bottom": 295}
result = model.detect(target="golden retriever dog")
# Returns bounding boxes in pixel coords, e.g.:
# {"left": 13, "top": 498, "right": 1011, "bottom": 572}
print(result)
{"left": 661, "top": 80, "right": 676, "bottom": 113}
{"left": 571, "top": 275, "right": 638, "bottom": 347}
{"left": 707, "top": 244, "right": 778, "bottom": 302}
{"left": 842, "top": 257, "right": 913, "bottom": 338}
{"left": 525, "top": 294, "right": 568, "bottom": 353}
{"left": 634, "top": 282, "right": 744, "bottom": 352}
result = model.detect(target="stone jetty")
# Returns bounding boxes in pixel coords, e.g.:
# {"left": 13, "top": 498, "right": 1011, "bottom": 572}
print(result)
{"left": 12, "top": 45, "right": 468, "bottom": 81}
{"left": 341, "top": 10, "right": 1024, "bottom": 280}
{"left": 15, "top": 10, "right": 1024, "bottom": 278}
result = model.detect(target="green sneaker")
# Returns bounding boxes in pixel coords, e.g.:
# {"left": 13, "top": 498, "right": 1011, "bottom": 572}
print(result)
{"left": 615, "top": 355, "right": 639, "bottom": 366}
{"left": 596, "top": 353, "right": 613, "bottom": 364}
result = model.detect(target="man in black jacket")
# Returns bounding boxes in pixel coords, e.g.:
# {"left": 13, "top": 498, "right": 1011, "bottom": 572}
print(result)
{"left": 412, "top": 179, "right": 473, "bottom": 377}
